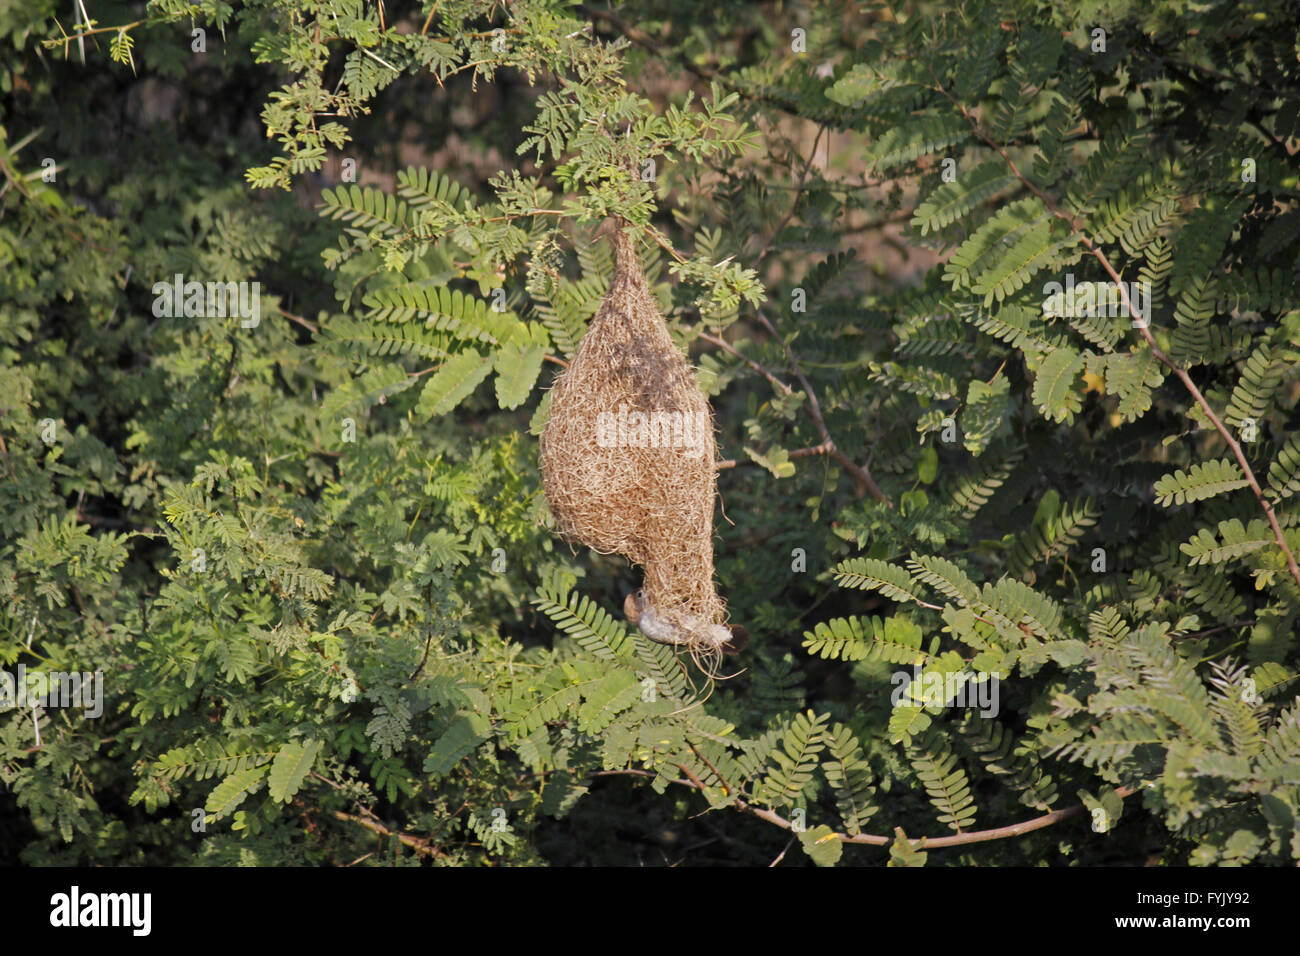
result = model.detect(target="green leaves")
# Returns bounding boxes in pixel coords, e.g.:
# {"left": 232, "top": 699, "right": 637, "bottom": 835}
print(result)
{"left": 822, "top": 723, "right": 879, "bottom": 837}
{"left": 864, "top": 116, "right": 971, "bottom": 173}
{"left": 1267, "top": 434, "right": 1300, "bottom": 500}
{"left": 397, "top": 165, "right": 470, "bottom": 212}
{"left": 826, "top": 63, "right": 924, "bottom": 109}
{"left": 957, "top": 712, "right": 1058, "bottom": 811}
{"left": 907, "top": 554, "right": 980, "bottom": 606}
{"left": 415, "top": 349, "right": 494, "bottom": 419}
{"left": 533, "top": 274, "right": 604, "bottom": 358}
{"left": 424, "top": 714, "right": 493, "bottom": 779}
{"left": 912, "top": 161, "right": 1018, "bottom": 236}
{"left": 803, "top": 614, "right": 926, "bottom": 664}
{"left": 321, "top": 184, "right": 412, "bottom": 236}
{"left": 1005, "top": 493, "right": 1099, "bottom": 578}
{"left": 268, "top": 739, "right": 322, "bottom": 803}
{"left": 17, "top": 0, "right": 1300, "bottom": 871}
{"left": 576, "top": 671, "right": 641, "bottom": 734}
{"left": 533, "top": 582, "right": 632, "bottom": 662}
{"left": 1180, "top": 518, "right": 1273, "bottom": 566}
{"left": 945, "top": 443, "right": 1023, "bottom": 518}
{"left": 206, "top": 766, "right": 269, "bottom": 819}
{"left": 743, "top": 445, "right": 797, "bottom": 479}
{"left": 832, "top": 557, "right": 924, "bottom": 604}
{"left": 333, "top": 277, "right": 553, "bottom": 419}
{"left": 1224, "top": 345, "right": 1289, "bottom": 429}
{"left": 888, "top": 830, "right": 929, "bottom": 867}
{"left": 798, "top": 825, "right": 844, "bottom": 866}
{"left": 321, "top": 363, "right": 416, "bottom": 419}
{"left": 972, "top": 218, "right": 1067, "bottom": 306}
{"left": 960, "top": 373, "right": 1012, "bottom": 455}
{"left": 1154, "top": 460, "right": 1250, "bottom": 506}
{"left": 1101, "top": 350, "right": 1164, "bottom": 423}
{"left": 908, "top": 727, "right": 977, "bottom": 832}
{"left": 755, "top": 711, "right": 829, "bottom": 809}
{"left": 1031, "top": 347, "right": 1085, "bottom": 424}
{"left": 493, "top": 340, "right": 546, "bottom": 410}
{"left": 943, "top": 198, "right": 1049, "bottom": 293}
{"left": 327, "top": 318, "right": 454, "bottom": 362}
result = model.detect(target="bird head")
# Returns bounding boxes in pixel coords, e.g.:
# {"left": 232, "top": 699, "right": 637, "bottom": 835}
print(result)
{"left": 720, "top": 625, "right": 749, "bottom": 655}
{"left": 623, "top": 589, "right": 646, "bottom": 625}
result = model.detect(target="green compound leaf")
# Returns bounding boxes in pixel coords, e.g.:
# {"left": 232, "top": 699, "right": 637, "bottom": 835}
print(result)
{"left": 416, "top": 348, "right": 494, "bottom": 419}
{"left": 268, "top": 739, "right": 322, "bottom": 804}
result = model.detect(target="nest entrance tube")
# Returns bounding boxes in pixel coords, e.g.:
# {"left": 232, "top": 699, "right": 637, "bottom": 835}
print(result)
{"left": 539, "top": 222, "right": 741, "bottom": 662}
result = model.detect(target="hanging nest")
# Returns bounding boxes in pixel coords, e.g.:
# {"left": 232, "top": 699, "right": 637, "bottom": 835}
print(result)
{"left": 539, "top": 221, "right": 746, "bottom": 664}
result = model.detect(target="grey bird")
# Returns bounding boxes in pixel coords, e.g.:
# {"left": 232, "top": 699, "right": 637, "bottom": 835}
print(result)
{"left": 623, "top": 589, "right": 749, "bottom": 655}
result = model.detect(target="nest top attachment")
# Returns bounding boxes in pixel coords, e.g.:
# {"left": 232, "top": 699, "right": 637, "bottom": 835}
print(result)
{"left": 539, "top": 223, "right": 743, "bottom": 660}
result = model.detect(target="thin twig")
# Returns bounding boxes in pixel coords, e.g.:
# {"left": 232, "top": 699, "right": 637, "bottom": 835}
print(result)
{"left": 42, "top": 15, "right": 156, "bottom": 48}
{"left": 420, "top": 1, "right": 439, "bottom": 36}
{"left": 329, "top": 810, "right": 442, "bottom": 858}
{"left": 717, "top": 442, "right": 833, "bottom": 470}
{"left": 769, "top": 836, "right": 796, "bottom": 866}
{"left": 754, "top": 310, "right": 890, "bottom": 503}
{"left": 753, "top": 125, "right": 826, "bottom": 264}
{"left": 278, "top": 307, "right": 319, "bottom": 334}
{"left": 580, "top": 6, "right": 717, "bottom": 82}
{"left": 697, "top": 331, "right": 792, "bottom": 395}
{"left": 361, "top": 47, "right": 400, "bottom": 73}
{"left": 645, "top": 223, "right": 689, "bottom": 264}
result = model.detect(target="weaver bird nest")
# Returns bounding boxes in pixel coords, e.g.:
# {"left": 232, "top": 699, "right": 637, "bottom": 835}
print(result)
{"left": 539, "top": 222, "right": 747, "bottom": 666}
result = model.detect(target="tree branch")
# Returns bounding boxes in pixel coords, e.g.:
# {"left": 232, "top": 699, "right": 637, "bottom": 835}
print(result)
{"left": 696, "top": 331, "right": 793, "bottom": 396}
{"left": 717, "top": 442, "right": 833, "bottom": 470}
{"left": 752, "top": 124, "right": 827, "bottom": 264}
{"left": 754, "top": 309, "right": 891, "bottom": 503}
{"left": 579, "top": 5, "right": 717, "bottom": 83}
{"left": 328, "top": 809, "right": 443, "bottom": 858}
{"left": 929, "top": 67, "right": 1300, "bottom": 593}
{"left": 617, "top": 763, "right": 1138, "bottom": 852}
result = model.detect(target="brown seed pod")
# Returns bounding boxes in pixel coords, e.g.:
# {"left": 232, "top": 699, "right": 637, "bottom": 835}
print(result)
{"left": 539, "top": 221, "right": 742, "bottom": 665}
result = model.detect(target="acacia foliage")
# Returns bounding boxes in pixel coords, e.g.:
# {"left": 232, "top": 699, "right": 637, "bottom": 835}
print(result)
{"left": 1, "top": 0, "right": 1299, "bottom": 865}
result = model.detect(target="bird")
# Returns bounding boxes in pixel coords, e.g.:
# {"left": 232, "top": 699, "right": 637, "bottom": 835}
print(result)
{"left": 623, "top": 589, "right": 749, "bottom": 655}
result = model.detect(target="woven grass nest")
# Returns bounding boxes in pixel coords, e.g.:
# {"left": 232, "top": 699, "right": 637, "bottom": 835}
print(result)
{"left": 539, "top": 221, "right": 747, "bottom": 665}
